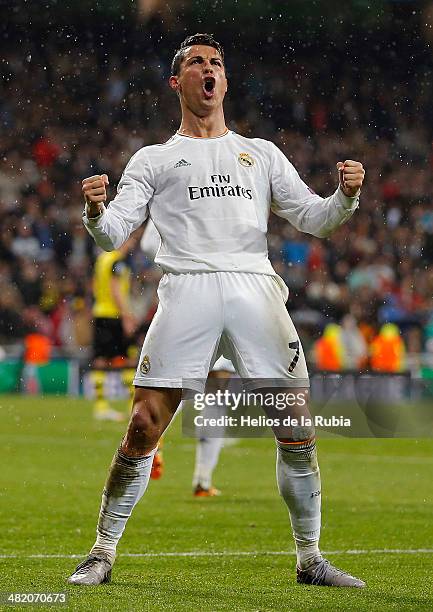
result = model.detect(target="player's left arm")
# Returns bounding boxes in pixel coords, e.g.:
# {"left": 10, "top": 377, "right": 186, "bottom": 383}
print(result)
{"left": 269, "top": 143, "right": 365, "bottom": 238}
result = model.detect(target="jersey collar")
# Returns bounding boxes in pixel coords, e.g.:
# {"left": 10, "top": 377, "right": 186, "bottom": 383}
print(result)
{"left": 175, "top": 129, "right": 230, "bottom": 140}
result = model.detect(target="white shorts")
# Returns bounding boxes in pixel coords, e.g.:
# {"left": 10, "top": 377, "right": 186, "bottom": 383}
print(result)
{"left": 133, "top": 272, "right": 309, "bottom": 391}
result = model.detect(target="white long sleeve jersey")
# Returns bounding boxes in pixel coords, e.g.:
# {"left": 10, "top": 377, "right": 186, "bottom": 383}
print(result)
{"left": 83, "top": 131, "right": 359, "bottom": 276}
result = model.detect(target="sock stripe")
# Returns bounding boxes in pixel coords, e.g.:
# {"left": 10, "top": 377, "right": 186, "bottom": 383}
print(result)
{"left": 277, "top": 437, "right": 315, "bottom": 446}
{"left": 277, "top": 438, "right": 316, "bottom": 458}
{"left": 117, "top": 447, "right": 156, "bottom": 464}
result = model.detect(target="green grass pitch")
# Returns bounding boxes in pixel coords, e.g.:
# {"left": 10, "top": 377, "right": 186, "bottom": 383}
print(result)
{"left": 0, "top": 395, "right": 432, "bottom": 611}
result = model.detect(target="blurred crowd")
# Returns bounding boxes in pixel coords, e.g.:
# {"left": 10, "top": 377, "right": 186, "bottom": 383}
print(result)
{"left": 1, "top": 16, "right": 433, "bottom": 370}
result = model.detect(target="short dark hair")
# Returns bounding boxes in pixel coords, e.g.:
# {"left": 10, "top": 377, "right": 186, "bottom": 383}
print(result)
{"left": 171, "top": 33, "right": 224, "bottom": 76}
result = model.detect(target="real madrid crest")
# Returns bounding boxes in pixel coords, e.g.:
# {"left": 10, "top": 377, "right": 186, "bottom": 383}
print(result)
{"left": 140, "top": 355, "right": 151, "bottom": 375}
{"left": 238, "top": 152, "right": 254, "bottom": 167}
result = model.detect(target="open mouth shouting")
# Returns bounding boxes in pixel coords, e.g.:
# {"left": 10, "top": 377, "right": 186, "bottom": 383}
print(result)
{"left": 203, "top": 76, "right": 216, "bottom": 99}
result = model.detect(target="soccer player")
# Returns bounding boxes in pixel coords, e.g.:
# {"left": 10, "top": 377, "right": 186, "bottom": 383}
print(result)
{"left": 191, "top": 355, "right": 234, "bottom": 497}
{"left": 68, "top": 33, "right": 366, "bottom": 587}
{"left": 91, "top": 233, "right": 139, "bottom": 421}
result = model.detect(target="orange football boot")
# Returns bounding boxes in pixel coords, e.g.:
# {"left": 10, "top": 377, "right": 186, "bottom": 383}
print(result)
{"left": 150, "top": 448, "right": 164, "bottom": 480}
{"left": 193, "top": 484, "right": 221, "bottom": 497}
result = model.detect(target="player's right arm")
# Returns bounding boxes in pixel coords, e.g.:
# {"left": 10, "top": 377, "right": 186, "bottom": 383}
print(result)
{"left": 268, "top": 142, "right": 363, "bottom": 238}
{"left": 82, "top": 150, "right": 155, "bottom": 251}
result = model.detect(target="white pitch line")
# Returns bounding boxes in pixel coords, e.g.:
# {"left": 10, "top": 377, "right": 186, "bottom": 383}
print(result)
{"left": 1, "top": 549, "right": 432, "bottom": 560}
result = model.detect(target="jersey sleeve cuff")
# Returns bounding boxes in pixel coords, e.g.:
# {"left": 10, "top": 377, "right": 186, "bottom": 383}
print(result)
{"left": 82, "top": 206, "right": 105, "bottom": 226}
{"left": 336, "top": 186, "right": 360, "bottom": 211}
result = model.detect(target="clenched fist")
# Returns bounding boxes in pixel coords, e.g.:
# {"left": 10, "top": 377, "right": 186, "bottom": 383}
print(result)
{"left": 336, "top": 160, "right": 365, "bottom": 198}
{"left": 82, "top": 174, "right": 109, "bottom": 218}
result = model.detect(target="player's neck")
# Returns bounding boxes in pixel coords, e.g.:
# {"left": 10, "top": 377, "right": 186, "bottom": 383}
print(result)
{"left": 177, "top": 109, "right": 227, "bottom": 139}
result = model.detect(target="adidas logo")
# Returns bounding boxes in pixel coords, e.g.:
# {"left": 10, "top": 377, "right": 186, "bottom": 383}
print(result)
{"left": 174, "top": 159, "right": 191, "bottom": 168}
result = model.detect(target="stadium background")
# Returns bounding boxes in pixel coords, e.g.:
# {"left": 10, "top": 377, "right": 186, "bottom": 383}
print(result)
{"left": 1, "top": 2, "right": 433, "bottom": 610}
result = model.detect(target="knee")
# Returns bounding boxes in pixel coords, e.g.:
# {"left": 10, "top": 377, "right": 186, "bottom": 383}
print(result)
{"left": 277, "top": 388, "right": 314, "bottom": 444}
{"left": 122, "top": 387, "right": 180, "bottom": 455}
{"left": 131, "top": 399, "right": 161, "bottom": 434}
{"left": 126, "top": 399, "right": 162, "bottom": 450}
{"left": 287, "top": 423, "right": 315, "bottom": 442}
{"left": 276, "top": 424, "right": 316, "bottom": 449}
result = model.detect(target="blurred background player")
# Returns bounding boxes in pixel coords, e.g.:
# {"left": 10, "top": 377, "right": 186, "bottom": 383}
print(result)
{"left": 140, "top": 220, "right": 235, "bottom": 495}
{"left": 91, "top": 227, "right": 141, "bottom": 421}
{"left": 192, "top": 355, "right": 235, "bottom": 497}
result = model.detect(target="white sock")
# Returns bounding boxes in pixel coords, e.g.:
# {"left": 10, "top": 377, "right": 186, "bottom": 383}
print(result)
{"left": 90, "top": 447, "right": 156, "bottom": 565}
{"left": 192, "top": 437, "right": 224, "bottom": 489}
{"left": 276, "top": 440, "right": 322, "bottom": 570}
